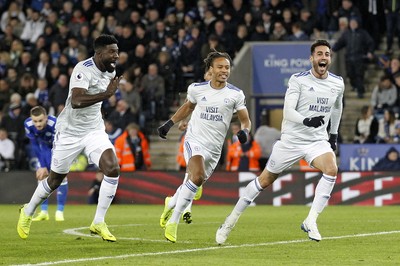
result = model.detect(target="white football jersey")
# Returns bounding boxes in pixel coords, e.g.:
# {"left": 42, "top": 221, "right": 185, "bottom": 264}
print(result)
{"left": 56, "top": 58, "right": 115, "bottom": 136}
{"left": 185, "top": 81, "right": 247, "bottom": 152}
{"left": 281, "top": 70, "right": 344, "bottom": 144}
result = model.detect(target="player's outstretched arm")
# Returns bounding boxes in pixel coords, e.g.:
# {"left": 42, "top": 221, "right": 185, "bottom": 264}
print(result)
{"left": 157, "top": 100, "right": 195, "bottom": 139}
{"left": 71, "top": 76, "right": 123, "bottom": 109}
{"left": 237, "top": 108, "right": 252, "bottom": 143}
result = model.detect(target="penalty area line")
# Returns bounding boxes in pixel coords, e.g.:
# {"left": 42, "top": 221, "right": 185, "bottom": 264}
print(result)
{"left": 12, "top": 230, "right": 400, "bottom": 266}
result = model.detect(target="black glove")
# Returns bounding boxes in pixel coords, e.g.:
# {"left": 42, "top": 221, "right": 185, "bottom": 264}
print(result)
{"left": 157, "top": 119, "right": 174, "bottom": 139}
{"left": 328, "top": 134, "right": 338, "bottom": 151}
{"left": 237, "top": 128, "right": 249, "bottom": 144}
{"left": 303, "top": 116, "right": 325, "bottom": 128}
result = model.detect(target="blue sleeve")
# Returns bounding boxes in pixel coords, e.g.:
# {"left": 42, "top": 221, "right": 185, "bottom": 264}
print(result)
{"left": 29, "top": 138, "right": 46, "bottom": 167}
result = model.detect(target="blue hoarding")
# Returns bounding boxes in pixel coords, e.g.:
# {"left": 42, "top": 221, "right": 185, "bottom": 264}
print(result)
{"left": 339, "top": 144, "right": 400, "bottom": 171}
{"left": 252, "top": 43, "right": 311, "bottom": 95}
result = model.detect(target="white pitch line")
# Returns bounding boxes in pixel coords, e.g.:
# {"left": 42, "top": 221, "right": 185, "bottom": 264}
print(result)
{"left": 63, "top": 224, "right": 193, "bottom": 243}
{"left": 11, "top": 230, "right": 400, "bottom": 266}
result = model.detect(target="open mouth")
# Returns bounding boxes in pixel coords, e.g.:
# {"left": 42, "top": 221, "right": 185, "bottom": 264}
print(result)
{"left": 318, "top": 61, "right": 327, "bottom": 68}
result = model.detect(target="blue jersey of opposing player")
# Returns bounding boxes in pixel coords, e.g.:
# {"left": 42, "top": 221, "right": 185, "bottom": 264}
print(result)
{"left": 24, "top": 115, "right": 57, "bottom": 169}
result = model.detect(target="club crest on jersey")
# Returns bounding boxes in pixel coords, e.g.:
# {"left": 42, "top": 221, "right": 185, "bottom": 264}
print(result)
{"left": 224, "top": 98, "right": 230, "bottom": 105}
{"left": 75, "top": 73, "right": 83, "bottom": 81}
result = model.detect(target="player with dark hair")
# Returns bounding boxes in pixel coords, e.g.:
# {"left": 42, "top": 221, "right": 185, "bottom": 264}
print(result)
{"left": 158, "top": 50, "right": 252, "bottom": 243}
{"left": 174, "top": 67, "right": 212, "bottom": 224}
{"left": 216, "top": 39, "right": 344, "bottom": 244}
{"left": 24, "top": 106, "right": 68, "bottom": 222}
{"left": 17, "top": 34, "right": 123, "bottom": 242}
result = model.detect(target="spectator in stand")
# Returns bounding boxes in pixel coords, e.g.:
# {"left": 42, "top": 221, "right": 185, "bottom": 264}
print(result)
{"left": 88, "top": 171, "right": 104, "bottom": 204}
{"left": 17, "top": 73, "right": 36, "bottom": 100}
{"left": 114, "top": 0, "right": 133, "bottom": 26}
{"left": 250, "top": 22, "right": 269, "bottom": 41}
{"left": 358, "top": 0, "right": 384, "bottom": 51}
{"left": 332, "top": 16, "right": 374, "bottom": 98}
{"left": 90, "top": 11, "right": 106, "bottom": 36}
{"left": 393, "top": 123, "right": 400, "bottom": 143}
{"left": 119, "top": 79, "right": 143, "bottom": 127}
{"left": 156, "top": 51, "right": 176, "bottom": 105}
{"left": 0, "top": 1, "right": 26, "bottom": 33}
{"left": 102, "top": 94, "right": 118, "bottom": 119}
{"left": 228, "top": 0, "right": 250, "bottom": 28}
{"left": 140, "top": 63, "right": 166, "bottom": 122}
{"left": 254, "top": 116, "right": 281, "bottom": 168}
{"left": 176, "top": 120, "right": 188, "bottom": 171}
{"left": 377, "top": 109, "right": 399, "bottom": 143}
{"left": 354, "top": 105, "right": 378, "bottom": 144}
{"left": 226, "top": 132, "right": 261, "bottom": 172}
{"left": 166, "top": 0, "right": 187, "bottom": 25}
{"left": 372, "top": 147, "right": 400, "bottom": 171}
{"left": 128, "top": 44, "right": 149, "bottom": 74}
{"left": 105, "top": 119, "right": 122, "bottom": 145}
{"left": 265, "top": 0, "right": 286, "bottom": 22}
{"left": 34, "top": 78, "right": 51, "bottom": 112}
{"left": 281, "top": 8, "right": 295, "bottom": 35}
{"left": 53, "top": 24, "right": 72, "bottom": 52}
{"left": 5, "top": 67, "right": 18, "bottom": 93}
{"left": 48, "top": 74, "right": 69, "bottom": 116}
{"left": 115, "top": 51, "right": 129, "bottom": 77}
{"left": 9, "top": 39, "right": 24, "bottom": 68}
{"left": 107, "top": 99, "right": 137, "bottom": 131}
{"left": 0, "top": 23, "right": 17, "bottom": 52}
{"left": 330, "top": 16, "right": 349, "bottom": 78}
{"left": 49, "top": 41, "right": 62, "bottom": 66}
{"left": 35, "top": 51, "right": 53, "bottom": 83}
{"left": 20, "top": 9, "right": 45, "bottom": 48}
{"left": 384, "top": 57, "right": 400, "bottom": 79}
{"left": 39, "top": 25, "right": 55, "bottom": 52}
{"left": 0, "top": 79, "right": 11, "bottom": 115}
{"left": 298, "top": 8, "right": 317, "bottom": 37}
{"left": 212, "top": 20, "right": 234, "bottom": 58}
{"left": 331, "top": 0, "right": 362, "bottom": 32}
{"left": 62, "top": 36, "right": 88, "bottom": 66}
{"left": 57, "top": 54, "right": 73, "bottom": 76}
{"left": 17, "top": 52, "right": 35, "bottom": 77}
{"left": 384, "top": 0, "right": 400, "bottom": 55}
{"left": 114, "top": 122, "right": 151, "bottom": 171}
{"left": 117, "top": 25, "right": 136, "bottom": 54}
{"left": 270, "top": 21, "right": 289, "bottom": 41}
{"left": 21, "top": 93, "right": 39, "bottom": 118}
{"left": 80, "top": 0, "right": 96, "bottom": 22}
{"left": 233, "top": 24, "right": 250, "bottom": 55}
{"left": 201, "top": 34, "right": 225, "bottom": 62}
{"left": 371, "top": 74, "right": 398, "bottom": 117}
{"left": 67, "top": 8, "right": 87, "bottom": 38}
{"left": 77, "top": 24, "right": 94, "bottom": 56}
{"left": 2, "top": 92, "right": 22, "bottom": 115}
{"left": 0, "top": 102, "right": 27, "bottom": 169}
{"left": 0, "top": 127, "right": 15, "bottom": 172}
{"left": 286, "top": 22, "right": 310, "bottom": 41}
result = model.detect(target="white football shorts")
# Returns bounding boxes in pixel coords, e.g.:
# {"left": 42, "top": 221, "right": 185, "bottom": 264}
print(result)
{"left": 266, "top": 139, "right": 333, "bottom": 174}
{"left": 183, "top": 140, "right": 220, "bottom": 180}
{"left": 51, "top": 130, "right": 115, "bottom": 174}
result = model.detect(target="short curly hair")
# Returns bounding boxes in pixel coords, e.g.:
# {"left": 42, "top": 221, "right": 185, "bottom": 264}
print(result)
{"left": 203, "top": 50, "right": 233, "bottom": 71}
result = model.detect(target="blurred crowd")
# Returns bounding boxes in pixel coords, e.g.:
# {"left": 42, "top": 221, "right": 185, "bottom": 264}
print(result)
{"left": 1, "top": 0, "right": 400, "bottom": 171}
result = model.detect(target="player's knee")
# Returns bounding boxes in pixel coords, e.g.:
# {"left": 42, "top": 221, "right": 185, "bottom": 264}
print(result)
{"left": 47, "top": 175, "right": 65, "bottom": 190}
{"left": 102, "top": 163, "right": 120, "bottom": 177}
{"left": 259, "top": 172, "right": 277, "bottom": 189}
{"left": 190, "top": 171, "right": 206, "bottom": 186}
{"left": 324, "top": 164, "right": 338, "bottom": 177}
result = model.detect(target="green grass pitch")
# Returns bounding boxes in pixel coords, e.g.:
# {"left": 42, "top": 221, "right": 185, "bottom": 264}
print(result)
{"left": 3, "top": 204, "right": 400, "bottom": 265}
